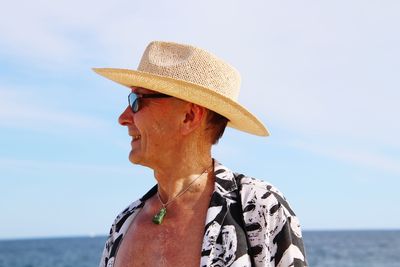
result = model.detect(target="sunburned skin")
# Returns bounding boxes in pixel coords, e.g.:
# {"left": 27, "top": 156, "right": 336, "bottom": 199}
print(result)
{"left": 113, "top": 175, "right": 214, "bottom": 267}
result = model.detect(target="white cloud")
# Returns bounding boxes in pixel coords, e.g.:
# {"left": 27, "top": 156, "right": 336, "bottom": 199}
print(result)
{"left": 0, "top": 157, "right": 133, "bottom": 176}
{"left": 291, "top": 141, "right": 400, "bottom": 175}
{"left": 0, "top": 87, "right": 109, "bottom": 133}
{"left": 255, "top": 81, "right": 400, "bottom": 147}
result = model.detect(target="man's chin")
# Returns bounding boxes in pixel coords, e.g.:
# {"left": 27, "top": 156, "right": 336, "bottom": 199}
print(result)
{"left": 128, "top": 152, "right": 140, "bottom": 165}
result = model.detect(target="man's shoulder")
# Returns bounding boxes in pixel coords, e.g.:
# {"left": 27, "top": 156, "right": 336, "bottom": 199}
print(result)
{"left": 237, "top": 175, "right": 285, "bottom": 199}
{"left": 214, "top": 160, "right": 285, "bottom": 199}
{"left": 232, "top": 172, "right": 299, "bottom": 218}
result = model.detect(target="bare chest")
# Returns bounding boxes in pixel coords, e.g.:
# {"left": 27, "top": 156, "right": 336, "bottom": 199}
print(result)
{"left": 114, "top": 207, "right": 207, "bottom": 267}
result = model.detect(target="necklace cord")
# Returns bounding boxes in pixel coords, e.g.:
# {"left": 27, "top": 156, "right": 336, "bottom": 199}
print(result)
{"left": 152, "top": 162, "right": 214, "bottom": 224}
{"left": 157, "top": 165, "right": 213, "bottom": 208}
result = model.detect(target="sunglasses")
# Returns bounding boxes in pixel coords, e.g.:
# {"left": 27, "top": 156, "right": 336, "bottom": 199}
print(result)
{"left": 128, "top": 92, "right": 172, "bottom": 113}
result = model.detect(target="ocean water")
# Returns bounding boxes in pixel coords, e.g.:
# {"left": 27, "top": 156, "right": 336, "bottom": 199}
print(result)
{"left": 0, "top": 236, "right": 106, "bottom": 267}
{"left": 303, "top": 230, "right": 400, "bottom": 267}
{"left": 0, "top": 230, "right": 399, "bottom": 267}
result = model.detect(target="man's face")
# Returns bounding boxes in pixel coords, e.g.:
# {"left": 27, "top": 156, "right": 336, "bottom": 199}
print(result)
{"left": 119, "top": 87, "right": 184, "bottom": 168}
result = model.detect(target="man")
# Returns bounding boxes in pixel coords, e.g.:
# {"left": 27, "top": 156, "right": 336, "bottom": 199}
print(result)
{"left": 93, "top": 41, "right": 307, "bottom": 267}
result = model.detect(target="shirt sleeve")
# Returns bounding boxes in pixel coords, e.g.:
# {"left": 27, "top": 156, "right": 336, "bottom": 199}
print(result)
{"left": 98, "top": 222, "right": 116, "bottom": 267}
{"left": 98, "top": 239, "right": 108, "bottom": 267}
{"left": 240, "top": 177, "right": 307, "bottom": 267}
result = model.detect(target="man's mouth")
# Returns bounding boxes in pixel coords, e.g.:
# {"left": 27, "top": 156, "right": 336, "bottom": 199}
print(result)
{"left": 132, "top": 135, "right": 141, "bottom": 141}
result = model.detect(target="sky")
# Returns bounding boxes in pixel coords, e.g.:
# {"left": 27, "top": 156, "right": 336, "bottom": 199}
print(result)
{"left": 0, "top": 0, "right": 399, "bottom": 240}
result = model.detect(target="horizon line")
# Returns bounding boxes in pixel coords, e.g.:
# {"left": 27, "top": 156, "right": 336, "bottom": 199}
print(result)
{"left": 1, "top": 228, "right": 400, "bottom": 241}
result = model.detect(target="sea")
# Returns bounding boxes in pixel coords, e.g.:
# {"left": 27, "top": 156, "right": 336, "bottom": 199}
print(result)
{"left": 0, "top": 230, "right": 399, "bottom": 267}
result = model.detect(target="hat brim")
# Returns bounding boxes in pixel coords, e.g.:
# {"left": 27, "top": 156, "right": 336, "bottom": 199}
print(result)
{"left": 92, "top": 68, "right": 270, "bottom": 136}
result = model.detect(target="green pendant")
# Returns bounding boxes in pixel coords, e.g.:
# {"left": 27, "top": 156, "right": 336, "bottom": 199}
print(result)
{"left": 152, "top": 207, "right": 167, "bottom": 224}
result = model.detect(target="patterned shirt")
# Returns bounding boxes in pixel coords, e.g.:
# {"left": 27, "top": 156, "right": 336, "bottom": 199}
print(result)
{"left": 99, "top": 161, "right": 307, "bottom": 267}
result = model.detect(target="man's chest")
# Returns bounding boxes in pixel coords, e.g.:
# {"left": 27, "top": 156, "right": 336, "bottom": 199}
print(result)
{"left": 113, "top": 207, "right": 207, "bottom": 267}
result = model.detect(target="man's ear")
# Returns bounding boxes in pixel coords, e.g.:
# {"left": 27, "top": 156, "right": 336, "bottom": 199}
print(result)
{"left": 181, "top": 103, "right": 206, "bottom": 135}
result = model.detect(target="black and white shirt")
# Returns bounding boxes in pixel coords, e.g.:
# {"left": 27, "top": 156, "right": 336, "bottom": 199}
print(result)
{"left": 99, "top": 160, "right": 307, "bottom": 267}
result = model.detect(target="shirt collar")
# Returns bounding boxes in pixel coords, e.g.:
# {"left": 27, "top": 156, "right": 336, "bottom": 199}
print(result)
{"left": 213, "top": 159, "right": 238, "bottom": 196}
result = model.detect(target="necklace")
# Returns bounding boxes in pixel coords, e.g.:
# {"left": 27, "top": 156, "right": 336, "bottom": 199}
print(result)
{"left": 152, "top": 165, "right": 212, "bottom": 225}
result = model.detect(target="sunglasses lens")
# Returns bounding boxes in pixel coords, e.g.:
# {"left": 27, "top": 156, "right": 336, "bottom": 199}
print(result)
{"left": 133, "top": 100, "right": 139, "bottom": 112}
{"left": 128, "top": 93, "right": 139, "bottom": 113}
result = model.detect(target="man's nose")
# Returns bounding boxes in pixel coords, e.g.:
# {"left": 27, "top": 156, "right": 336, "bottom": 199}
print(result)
{"left": 118, "top": 106, "right": 134, "bottom": 126}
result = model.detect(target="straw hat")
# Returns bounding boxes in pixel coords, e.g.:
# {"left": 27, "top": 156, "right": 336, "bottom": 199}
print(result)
{"left": 93, "top": 41, "right": 269, "bottom": 136}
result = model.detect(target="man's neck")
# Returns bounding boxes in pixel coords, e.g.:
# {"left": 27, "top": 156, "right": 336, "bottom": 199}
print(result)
{"left": 152, "top": 153, "right": 213, "bottom": 204}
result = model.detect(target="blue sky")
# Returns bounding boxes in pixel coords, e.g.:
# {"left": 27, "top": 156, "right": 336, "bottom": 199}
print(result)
{"left": 1, "top": 0, "right": 399, "bottom": 239}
